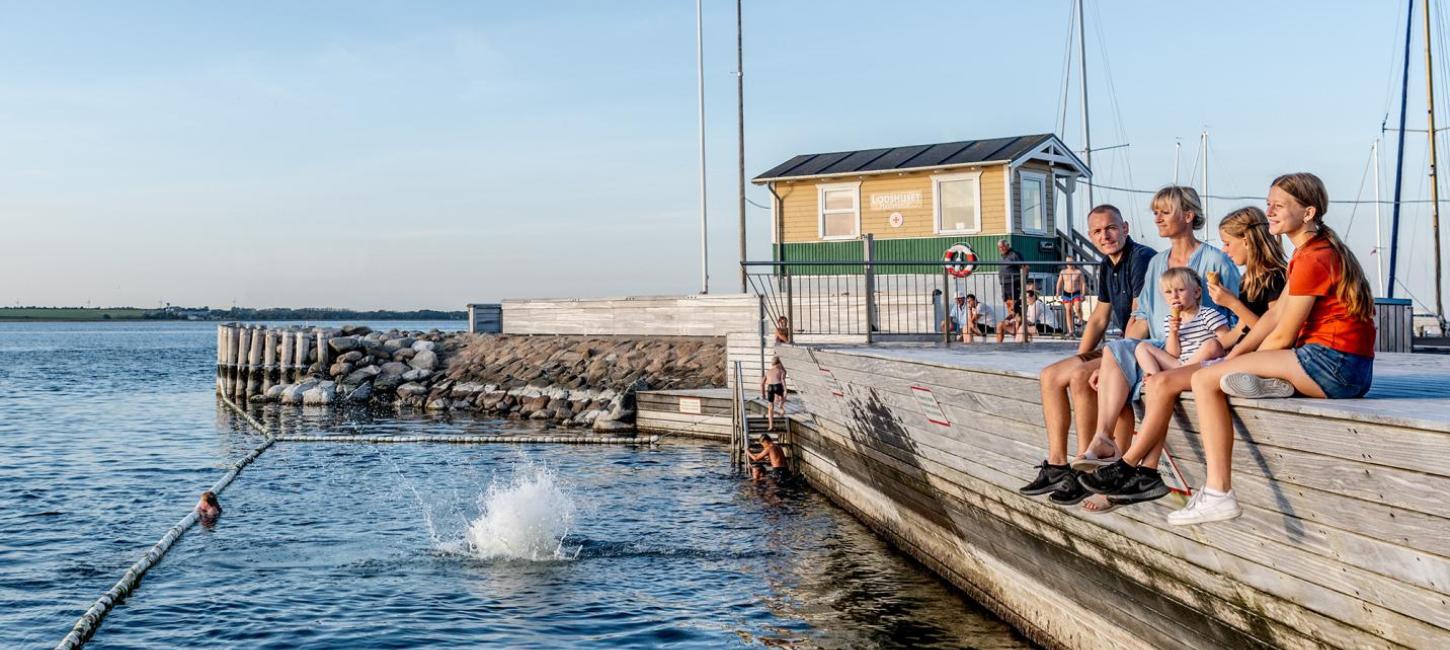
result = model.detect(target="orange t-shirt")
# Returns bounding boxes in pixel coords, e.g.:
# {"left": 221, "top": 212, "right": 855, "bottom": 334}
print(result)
{"left": 1288, "top": 236, "right": 1376, "bottom": 358}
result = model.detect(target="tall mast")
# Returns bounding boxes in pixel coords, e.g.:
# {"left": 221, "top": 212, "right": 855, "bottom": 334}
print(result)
{"left": 1390, "top": 0, "right": 1414, "bottom": 299}
{"left": 1374, "top": 139, "right": 1386, "bottom": 296}
{"left": 1077, "top": 0, "right": 1092, "bottom": 209}
{"left": 1201, "top": 129, "right": 1209, "bottom": 226}
{"left": 1425, "top": 0, "right": 1445, "bottom": 322}
{"left": 736, "top": 0, "right": 746, "bottom": 293}
{"left": 696, "top": 0, "right": 709, "bottom": 294}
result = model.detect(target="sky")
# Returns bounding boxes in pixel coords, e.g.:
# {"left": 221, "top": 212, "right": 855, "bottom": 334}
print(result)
{"left": 0, "top": 0, "right": 1446, "bottom": 312}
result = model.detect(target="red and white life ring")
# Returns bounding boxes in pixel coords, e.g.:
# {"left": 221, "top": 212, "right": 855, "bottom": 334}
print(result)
{"left": 944, "top": 243, "right": 978, "bottom": 278}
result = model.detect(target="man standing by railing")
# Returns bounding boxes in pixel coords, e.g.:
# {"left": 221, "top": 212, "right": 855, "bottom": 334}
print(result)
{"left": 997, "top": 239, "right": 1027, "bottom": 307}
{"left": 1018, "top": 205, "right": 1155, "bottom": 505}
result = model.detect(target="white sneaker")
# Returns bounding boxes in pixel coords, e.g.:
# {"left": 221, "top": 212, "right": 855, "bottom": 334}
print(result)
{"left": 1167, "top": 488, "right": 1242, "bottom": 525}
{"left": 1220, "top": 373, "right": 1294, "bottom": 399}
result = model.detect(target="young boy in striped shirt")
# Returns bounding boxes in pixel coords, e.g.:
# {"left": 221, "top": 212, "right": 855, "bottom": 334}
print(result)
{"left": 1135, "top": 267, "right": 1230, "bottom": 376}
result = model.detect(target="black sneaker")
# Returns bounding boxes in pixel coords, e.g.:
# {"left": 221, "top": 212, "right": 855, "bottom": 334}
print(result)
{"left": 1019, "top": 462, "right": 1073, "bottom": 496}
{"left": 1048, "top": 474, "right": 1090, "bottom": 505}
{"left": 1079, "top": 460, "right": 1136, "bottom": 494}
{"left": 1107, "top": 466, "right": 1171, "bottom": 504}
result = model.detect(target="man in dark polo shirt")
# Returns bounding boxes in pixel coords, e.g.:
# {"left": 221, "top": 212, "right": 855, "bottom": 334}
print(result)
{"left": 1019, "top": 204, "right": 1155, "bottom": 505}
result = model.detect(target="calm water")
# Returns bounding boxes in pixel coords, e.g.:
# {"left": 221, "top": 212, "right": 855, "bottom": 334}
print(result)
{"left": 0, "top": 321, "right": 1027, "bottom": 649}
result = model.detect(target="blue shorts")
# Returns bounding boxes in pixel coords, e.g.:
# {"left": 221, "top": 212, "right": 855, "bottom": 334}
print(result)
{"left": 1105, "top": 338, "right": 1164, "bottom": 401}
{"left": 1295, "top": 344, "right": 1373, "bottom": 398}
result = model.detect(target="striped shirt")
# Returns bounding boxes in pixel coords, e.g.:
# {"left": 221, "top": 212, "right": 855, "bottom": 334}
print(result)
{"left": 1166, "top": 305, "right": 1229, "bottom": 363}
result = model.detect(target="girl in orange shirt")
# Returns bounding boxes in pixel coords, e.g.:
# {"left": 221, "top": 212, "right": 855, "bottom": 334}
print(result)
{"left": 1171, "top": 172, "right": 1376, "bottom": 525}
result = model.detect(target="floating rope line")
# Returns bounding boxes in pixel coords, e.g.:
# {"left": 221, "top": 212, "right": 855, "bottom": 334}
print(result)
{"left": 276, "top": 434, "right": 660, "bottom": 445}
{"left": 55, "top": 396, "right": 273, "bottom": 650}
{"left": 56, "top": 394, "right": 661, "bottom": 648}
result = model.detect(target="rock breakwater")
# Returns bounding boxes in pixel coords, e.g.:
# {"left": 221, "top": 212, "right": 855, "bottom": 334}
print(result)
{"left": 218, "top": 324, "right": 726, "bottom": 432}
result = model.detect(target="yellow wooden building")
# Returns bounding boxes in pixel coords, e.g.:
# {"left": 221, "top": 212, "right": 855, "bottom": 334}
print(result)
{"left": 752, "top": 133, "right": 1091, "bottom": 267}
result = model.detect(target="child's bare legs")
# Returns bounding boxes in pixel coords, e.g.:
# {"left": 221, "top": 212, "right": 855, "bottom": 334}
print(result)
{"left": 766, "top": 399, "right": 776, "bottom": 430}
{"left": 1135, "top": 341, "right": 1178, "bottom": 378}
{"left": 1186, "top": 338, "right": 1225, "bottom": 366}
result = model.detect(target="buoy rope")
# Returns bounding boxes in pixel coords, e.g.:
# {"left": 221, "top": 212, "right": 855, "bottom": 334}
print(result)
{"left": 56, "top": 394, "right": 658, "bottom": 648}
{"left": 54, "top": 395, "right": 273, "bottom": 650}
{"left": 275, "top": 434, "right": 659, "bottom": 445}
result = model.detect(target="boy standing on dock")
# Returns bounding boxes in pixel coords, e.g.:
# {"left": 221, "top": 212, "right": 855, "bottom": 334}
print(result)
{"left": 1019, "top": 205, "right": 1155, "bottom": 503}
{"left": 761, "top": 357, "right": 788, "bottom": 431}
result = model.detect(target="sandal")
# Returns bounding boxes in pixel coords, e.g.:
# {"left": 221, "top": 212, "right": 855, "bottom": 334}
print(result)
{"left": 1069, "top": 435, "right": 1121, "bottom": 472}
{"left": 1081, "top": 494, "right": 1119, "bottom": 514}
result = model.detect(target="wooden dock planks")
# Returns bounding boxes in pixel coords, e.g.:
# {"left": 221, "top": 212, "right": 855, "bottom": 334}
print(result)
{"left": 778, "top": 344, "right": 1450, "bottom": 649}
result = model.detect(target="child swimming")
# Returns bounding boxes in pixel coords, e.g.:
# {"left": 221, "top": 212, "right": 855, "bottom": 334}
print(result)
{"left": 1135, "top": 267, "right": 1231, "bottom": 377}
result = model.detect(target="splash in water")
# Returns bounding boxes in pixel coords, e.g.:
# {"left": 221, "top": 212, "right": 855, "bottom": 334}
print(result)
{"left": 466, "top": 463, "right": 579, "bottom": 561}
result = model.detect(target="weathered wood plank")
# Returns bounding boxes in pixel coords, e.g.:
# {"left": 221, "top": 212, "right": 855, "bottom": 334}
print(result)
{"left": 781, "top": 345, "right": 1450, "bottom": 648}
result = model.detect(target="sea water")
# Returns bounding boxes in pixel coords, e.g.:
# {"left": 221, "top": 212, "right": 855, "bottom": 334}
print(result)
{"left": 0, "top": 321, "right": 1029, "bottom": 649}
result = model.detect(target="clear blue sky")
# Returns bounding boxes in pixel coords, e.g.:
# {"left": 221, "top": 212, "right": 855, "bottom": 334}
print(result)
{"left": 0, "top": 1, "right": 1444, "bottom": 311}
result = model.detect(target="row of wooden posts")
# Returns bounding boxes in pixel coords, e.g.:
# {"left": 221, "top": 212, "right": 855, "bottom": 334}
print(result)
{"left": 215, "top": 324, "right": 335, "bottom": 402}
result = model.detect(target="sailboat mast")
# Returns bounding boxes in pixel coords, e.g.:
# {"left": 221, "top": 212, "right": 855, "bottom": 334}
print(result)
{"left": 1390, "top": 0, "right": 1414, "bottom": 299}
{"left": 1424, "top": 0, "right": 1445, "bottom": 323}
{"left": 1375, "top": 139, "right": 1386, "bottom": 296}
{"left": 1078, "top": 0, "right": 1092, "bottom": 208}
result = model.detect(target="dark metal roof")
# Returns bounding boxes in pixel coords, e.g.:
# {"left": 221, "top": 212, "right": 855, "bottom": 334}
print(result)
{"left": 753, "top": 133, "right": 1061, "bottom": 182}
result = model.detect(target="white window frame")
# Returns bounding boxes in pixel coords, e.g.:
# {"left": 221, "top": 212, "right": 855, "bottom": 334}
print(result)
{"left": 817, "top": 182, "right": 861, "bottom": 240}
{"left": 1019, "top": 170, "right": 1048, "bottom": 235}
{"left": 932, "top": 170, "right": 984, "bottom": 235}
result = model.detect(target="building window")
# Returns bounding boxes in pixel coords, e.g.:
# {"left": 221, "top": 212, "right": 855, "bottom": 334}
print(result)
{"left": 818, "top": 182, "right": 860, "bottom": 239}
{"left": 933, "top": 171, "right": 982, "bottom": 234}
{"left": 1020, "top": 171, "right": 1047, "bottom": 234}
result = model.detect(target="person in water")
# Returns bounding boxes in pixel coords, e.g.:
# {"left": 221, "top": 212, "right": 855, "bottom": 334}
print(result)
{"left": 749, "top": 433, "right": 788, "bottom": 481}
{"left": 760, "top": 356, "right": 787, "bottom": 431}
{"left": 196, "top": 491, "right": 222, "bottom": 519}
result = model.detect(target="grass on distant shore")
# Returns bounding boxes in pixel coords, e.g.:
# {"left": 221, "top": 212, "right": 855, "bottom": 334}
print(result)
{"left": 0, "top": 307, "right": 151, "bottom": 321}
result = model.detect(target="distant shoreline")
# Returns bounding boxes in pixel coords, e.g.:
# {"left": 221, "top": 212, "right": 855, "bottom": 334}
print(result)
{"left": 0, "top": 307, "right": 466, "bottom": 323}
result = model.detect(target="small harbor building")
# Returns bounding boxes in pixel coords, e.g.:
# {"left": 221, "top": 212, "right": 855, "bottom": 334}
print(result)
{"left": 752, "top": 133, "right": 1092, "bottom": 270}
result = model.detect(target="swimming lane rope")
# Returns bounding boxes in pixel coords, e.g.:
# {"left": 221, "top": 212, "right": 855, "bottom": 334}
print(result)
{"left": 275, "top": 434, "right": 660, "bottom": 444}
{"left": 56, "top": 397, "right": 660, "bottom": 648}
{"left": 54, "top": 395, "right": 274, "bottom": 650}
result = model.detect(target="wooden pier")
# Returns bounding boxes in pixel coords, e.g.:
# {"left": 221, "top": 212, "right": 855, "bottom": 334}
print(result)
{"left": 776, "top": 343, "right": 1450, "bottom": 649}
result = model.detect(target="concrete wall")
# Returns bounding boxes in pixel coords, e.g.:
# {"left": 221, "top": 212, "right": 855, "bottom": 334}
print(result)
{"left": 501, "top": 294, "right": 762, "bottom": 338}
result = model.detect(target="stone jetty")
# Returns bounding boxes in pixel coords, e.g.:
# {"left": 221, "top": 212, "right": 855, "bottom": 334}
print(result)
{"left": 216, "top": 324, "right": 725, "bottom": 432}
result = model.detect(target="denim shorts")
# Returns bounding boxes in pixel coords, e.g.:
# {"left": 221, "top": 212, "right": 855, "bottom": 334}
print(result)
{"left": 1105, "top": 337, "right": 1164, "bottom": 401}
{"left": 1295, "top": 344, "right": 1373, "bottom": 399}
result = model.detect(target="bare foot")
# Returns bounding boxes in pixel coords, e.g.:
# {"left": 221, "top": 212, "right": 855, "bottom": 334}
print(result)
{"left": 1082, "top": 494, "right": 1118, "bottom": 514}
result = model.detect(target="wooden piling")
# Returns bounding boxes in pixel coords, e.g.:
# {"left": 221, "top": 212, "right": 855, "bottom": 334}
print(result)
{"left": 262, "top": 329, "right": 277, "bottom": 392}
{"left": 279, "top": 328, "right": 294, "bottom": 383}
{"left": 315, "top": 328, "right": 329, "bottom": 372}
{"left": 215, "top": 325, "right": 225, "bottom": 395}
{"left": 294, "top": 330, "right": 308, "bottom": 380}
{"left": 246, "top": 326, "right": 264, "bottom": 398}
{"left": 233, "top": 326, "right": 250, "bottom": 400}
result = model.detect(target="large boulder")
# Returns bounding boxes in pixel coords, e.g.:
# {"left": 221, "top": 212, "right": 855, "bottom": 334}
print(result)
{"left": 402, "top": 368, "right": 432, "bottom": 383}
{"left": 281, "top": 380, "right": 319, "bottom": 405}
{"left": 397, "top": 382, "right": 428, "bottom": 398}
{"left": 409, "top": 349, "right": 438, "bottom": 372}
{"left": 338, "top": 350, "right": 365, "bottom": 364}
{"left": 593, "top": 417, "right": 635, "bottom": 434}
{"left": 301, "top": 381, "right": 337, "bottom": 406}
{"left": 328, "top": 336, "right": 362, "bottom": 354}
{"left": 344, "top": 382, "right": 373, "bottom": 404}
{"left": 412, "top": 340, "right": 437, "bottom": 353}
{"left": 392, "top": 347, "right": 417, "bottom": 362}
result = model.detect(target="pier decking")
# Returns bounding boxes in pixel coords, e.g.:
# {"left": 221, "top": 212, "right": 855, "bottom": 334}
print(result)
{"left": 776, "top": 343, "right": 1450, "bottom": 649}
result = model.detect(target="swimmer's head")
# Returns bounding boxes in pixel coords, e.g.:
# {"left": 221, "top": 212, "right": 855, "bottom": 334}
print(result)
{"left": 759, "top": 433, "right": 774, "bottom": 445}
